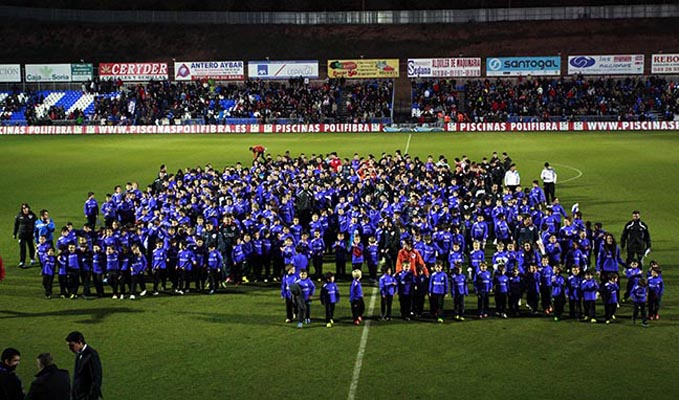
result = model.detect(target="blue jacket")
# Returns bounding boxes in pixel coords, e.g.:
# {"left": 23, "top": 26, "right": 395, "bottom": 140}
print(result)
{"left": 494, "top": 273, "right": 509, "bottom": 294}
{"left": 106, "top": 251, "right": 120, "bottom": 272}
{"left": 178, "top": 249, "right": 196, "bottom": 271}
{"left": 630, "top": 284, "right": 647, "bottom": 303}
{"left": 42, "top": 255, "right": 56, "bottom": 276}
{"left": 207, "top": 250, "right": 223, "bottom": 270}
{"left": 397, "top": 270, "right": 414, "bottom": 296}
{"left": 540, "top": 265, "right": 554, "bottom": 287}
{"left": 552, "top": 274, "right": 565, "bottom": 297}
{"left": 350, "top": 279, "right": 363, "bottom": 301}
{"left": 603, "top": 281, "right": 619, "bottom": 304}
{"left": 452, "top": 273, "right": 468, "bottom": 296}
{"left": 297, "top": 277, "right": 316, "bottom": 301}
{"left": 379, "top": 274, "right": 397, "bottom": 297}
{"left": 567, "top": 274, "right": 582, "bottom": 300}
{"left": 596, "top": 246, "right": 626, "bottom": 273}
{"left": 648, "top": 275, "right": 664, "bottom": 297}
{"left": 152, "top": 248, "right": 167, "bottom": 270}
{"left": 131, "top": 254, "right": 147, "bottom": 275}
{"left": 281, "top": 273, "right": 299, "bottom": 299}
{"left": 581, "top": 279, "right": 599, "bottom": 302}
{"left": 475, "top": 270, "right": 492, "bottom": 294}
{"left": 321, "top": 282, "right": 340, "bottom": 304}
{"left": 429, "top": 271, "right": 449, "bottom": 295}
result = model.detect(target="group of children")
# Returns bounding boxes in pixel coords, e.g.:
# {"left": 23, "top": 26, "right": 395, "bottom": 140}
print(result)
{"left": 280, "top": 256, "right": 664, "bottom": 328}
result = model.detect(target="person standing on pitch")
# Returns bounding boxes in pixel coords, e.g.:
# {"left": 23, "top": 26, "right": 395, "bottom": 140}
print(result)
{"left": 13, "top": 203, "right": 37, "bottom": 268}
{"left": 620, "top": 210, "right": 651, "bottom": 267}
{"left": 66, "top": 331, "right": 103, "bottom": 400}
{"left": 25, "top": 353, "right": 70, "bottom": 400}
{"left": 540, "top": 162, "right": 557, "bottom": 204}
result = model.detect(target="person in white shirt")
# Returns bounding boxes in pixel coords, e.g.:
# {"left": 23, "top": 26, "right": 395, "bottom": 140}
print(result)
{"left": 540, "top": 162, "right": 557, "bottom": 204}
{"left": 504, "top": 163, "right": 520, "bottom": 192}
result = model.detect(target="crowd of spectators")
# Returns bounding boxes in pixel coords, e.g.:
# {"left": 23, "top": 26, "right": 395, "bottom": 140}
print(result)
{"left": 344, "top": 80, "right": 394, "bottom": 123}
{"left": 411, "top": 76, "right": 679, "bottom": 123}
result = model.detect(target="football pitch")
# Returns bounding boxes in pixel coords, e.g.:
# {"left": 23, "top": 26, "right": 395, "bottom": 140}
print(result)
{"left": 1, "top": 132, "right": 677, "bottom": 399}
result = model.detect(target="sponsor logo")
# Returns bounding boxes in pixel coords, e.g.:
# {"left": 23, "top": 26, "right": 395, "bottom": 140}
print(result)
{"left": 569, "top": 56, "right": 596, "bottom": 69}
{"left": 176, "top": 64, "right": 191, "bottom": 78}
{"left": 487, "top": 58, "right": 502, "bottom": 71}
{"left": 258, "top": 65, "right": 268, "bottom": 75}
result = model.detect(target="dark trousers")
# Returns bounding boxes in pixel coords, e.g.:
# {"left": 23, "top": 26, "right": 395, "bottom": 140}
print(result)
{"left": 649, "top": 293, "right": 660, "bottom": 317}
{"left": 633, "top": 301, "right": 648, "bottom": 323}
{"left": 18, "top": 237, "right": 35, "bottom": 264}
{"left": 42, "top": 274, "right": 54, "bottom": 297}
{"left": 92, "top": 272, "right": 105, "bottom": 297}
{"left": 540, "top": 286, "right": 552, "bottom": 311}
{"left": 399, "top": 294, "right": 412, "bottom": 318}
{"left": 80, "top": 270, "right": 92, "bottom": 296}
{"left": 351, "top": 298, "right": 365, "bottom": 322}
{"left": 295, "top": 296, "right": 307, "bottom": 324}
{"left": 208, "top": 269, "right": 219, "bottom": 291}
{"left": 153, "top": 269, "right": 167, "bottom": 292}
{"left": 336, "top": 258, "right": 346, "bottom": 277}
{"left": 380, "top": 295, "right": 393, "bottom": 318}
{"left": 285, "top": 297, "right": 296, "bottom": 321}
{"left": 553, "top": 294, "right": 565, "bottom": 318}
{"left": 176, "top": 269, "right": 187, "bottom": 291}
{"left": 87, "top": 214, "right": 97, "bottom": 229}
{"left": 67, "top": 268, "right": 80, "bottom": 295}
{"left": 527, "top": 290, "right": 539, "bottom": 312}
{"left": 569, "top": 298, "right": 582, "bottom": 319}
{"left": 495, "top": 292, "right": 508, "bottom": 314}
{"left": 584, "top": 300, "right": 596, "bottom": 319}
{"left": 413, "top": 293, "right": 426, "bottom": 316}
{"left": 453, "top": 294, "right": 465, "bottom": 317}
{"left": 325, "top": 302, "right": 335, "bottom": 323}
{"left": 312, "top": 255, "right": 323, "bottom": 278}
{"left": 367, "top": 262, "right": 378, "bottom": 281}
{"left": 430, "top": 293, "right": 445, "bottom": 317}
{"left": 108, "top": 271, "right": 119, "bottom": 295}
{"left": 543, "top": 182, "right": 555, "bottom": 204}
{"left": 509, "top": 292, "right": 521, "bottom": 315}
{"left": 624, "top": 279, "right": 635, "bottom": 301}
{"left": 477, "top": 292, "right": 490, "bottom": 315}
{"left": 626, "top": 247, "right": 645, "bottom": 267}
{"left": 251, "top": 255, "right": 263, "bottom": 281}
{"left": 604, "top": 303, "right": 616, "bottom": 321}
{"left": 58, "top": 274, "right": 68, "bottom": 296}
{"left": 304, "top": 300, "right": 311, "bottom": 321}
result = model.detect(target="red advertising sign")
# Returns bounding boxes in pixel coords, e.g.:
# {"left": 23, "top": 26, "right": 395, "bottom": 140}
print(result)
{"left": 98, "top": 63, "right": 169, "bottom": 81}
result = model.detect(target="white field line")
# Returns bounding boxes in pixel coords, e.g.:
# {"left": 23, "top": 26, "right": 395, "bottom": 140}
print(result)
{"left": 551, "top": 163, "right": 584, "bottom": 184}
{"left": 347, "top": 286, "right": 378, "bottom": 400}
{"left": 404, "top": 132, "right": 413, "bottom": 154}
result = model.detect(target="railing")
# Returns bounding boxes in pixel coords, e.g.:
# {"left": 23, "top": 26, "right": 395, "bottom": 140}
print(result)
{"left": 1, "top": 4, "right": 678, "bottom": 25}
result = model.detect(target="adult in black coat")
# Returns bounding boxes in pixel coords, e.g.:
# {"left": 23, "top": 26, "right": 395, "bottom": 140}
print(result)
{"left": 26, "top": 353, "right": 70, "bottom": 400}
{"left": 12, "top": 203, "right": 37, "bottom": 268}
{"left": 66, "top": 332, "right": 103, "bottom": 400}
{"left": 0, "top": 348, "right": 23, "bottom": 400}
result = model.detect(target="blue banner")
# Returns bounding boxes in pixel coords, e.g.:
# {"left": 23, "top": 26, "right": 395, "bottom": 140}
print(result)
{"left": 486, "top": 56, "right": 561, "bottom": 76}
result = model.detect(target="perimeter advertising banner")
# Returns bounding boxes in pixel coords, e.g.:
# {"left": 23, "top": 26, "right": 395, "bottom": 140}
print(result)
{"left": 0, "top": 64, "right": 21, "bottom": 82}
{"left": 328, "top": 59, "right": 399, "bottom": 78}
{"left": 25, "top": 64, "right": 72, "bottom": 82}
{"left": 174, "top": 61, "right": 245, "bottom": 81}
{"left": 98, "top": 63, "right": 169, "bottom": 81}
{"left": 651, "top": 54, "right": 679, "bottom": 74}
{"left": 568, "top": 55, "right": 644, "bottom": 75}
{"left": 407, "top": 58, "right": 481, "bottom": 78}
{"left": 71, "top": 63, "right": 94, "bottom": 81}
{"left": 247, "top": 60, "right": 319, "bottom": 79}
{"left": 486, "top": 56, "right": 561, "bottom": 76}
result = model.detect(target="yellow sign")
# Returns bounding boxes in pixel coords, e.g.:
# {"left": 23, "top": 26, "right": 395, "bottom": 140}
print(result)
{"left": 327, "top": 59, "right": 399, "bottom": 78}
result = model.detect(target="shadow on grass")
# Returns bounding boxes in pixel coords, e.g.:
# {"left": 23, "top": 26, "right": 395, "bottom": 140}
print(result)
{"left": 0, "top": 307, "right": 144, "bottom": 324}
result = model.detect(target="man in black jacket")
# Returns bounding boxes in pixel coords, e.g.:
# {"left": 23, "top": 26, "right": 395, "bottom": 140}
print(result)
{"left": 66, "top": 332, "right": 103, "bottom": 400}
{"left": 12, "top": 203, "right": 37, "bottom": 268}
{"left": 0, "top": 347, "right": 23, "bottom": 400}
{"left": 26, "top": 353, "right": 70, "bottom": 400}
{"left": 621, "top": 210, "right": 652, "bottom": 266}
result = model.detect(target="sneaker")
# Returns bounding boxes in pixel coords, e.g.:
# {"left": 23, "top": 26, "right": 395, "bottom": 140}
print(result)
{"left": 140, "top": 290, "right": 147, "bottom": 297}
{"left": 518, "top": 299, "right": 522, "bottom": 306}
{"left": 483, "top": 314, "right": 489, "bottom": 318}
{"left": 242, "top": 276, "right": 250, "bottom": 284}
{"left": 611, "top": 315, "right": 616, "bottom": 320}
{"left": 358, "top": 316, "right": 363, "bottom": 322}
{"left": 590, "top": 318, "right": 597, "bottom": 323}
{"left": 129, "top": 294, "right": 136, "bottom": 300}
{"left": 17, "top": 262, "right": 25, "bottom": 268}
{"left": 30, "top": 259, "right": 37, "bottom": 265}
{"left": 326, "top": 322, "right": 332, "bottom": 328}
{"left": 185, "top": 289, "right": 190, "bottom": 294}
{"left": 153, "top": 291, "right": 159, "bottom": 296}
{"left": 605, "top": 320, "right": 610, "bottom": 324}
{"left": 177, "top": 290, "right": 184, "bottom": 295}
{"left": 641, "top": 322, "right": 649, "bottom": 328}
{"left": 554, "top": 317, "right": 559, "bottom": 322}
{"left": 208, "top": 290, "right": 215, "bottom": 295}
{"left": 112, "top": 295, "right": 118, "bottom": 299}
{"left": 264, "top": 279, "right": 269, "bottom": 283}
{"left": 119, "top": 294, "right": 124, "bottom": 300}
{"left": 69, "top": 294, "right": 76, "bottom": 299}
{"left": 437, "top": 317, "right": 443, "bottom": 323}
{"left": 502, "top": 313, "right": 508, "bottom": 319}
{"left": 225, "top": 277, "right": 232, "bottom": 283}
{"left": 305, "top": 318, "right": 311, "bottom": 324}
{"left": 45, "top": 295, "right": 51, "bottom": 299}
{"left": 297, "top": 322, "right": 303, "bottom": 329}
{"left": 459, "top": 316, "right": 465, "bottom": 321}
{"left": 330, "top": 319, "right": 334, "bottom": 324}
{"left": 354, "top": 320, "right": 360, "bottom": 325}
{"left": 285, "top": 319, "right": 292, "bottom": 323}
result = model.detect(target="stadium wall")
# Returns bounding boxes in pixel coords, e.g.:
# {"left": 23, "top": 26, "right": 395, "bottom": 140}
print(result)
{"left": 1, "top": 4, "right": 679, "bottom": 25}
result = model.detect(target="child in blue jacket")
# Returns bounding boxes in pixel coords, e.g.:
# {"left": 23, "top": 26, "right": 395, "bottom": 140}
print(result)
{"left": 451, "top": 264, "right": 468, "bottom": 321}
{"left": 429, "top": 261, "right": 449, "bottom": 323}
{"left": 320, "top": 272, "right": 340, "bottom": 327}
{"left": 551, "top": 266, "right": 566, "bottom": 321}
{"left": 567, "top": 265, "right": 582, "bottom": 320}
{"left": 475, "top": 263, "right": 492, "bottom": 318}
{"left": 379, "top": 266, "right": 397, "bottom": 321}
{"left": 397, "top": 262, "right": 414, "bottom": 320}
{"left": 581, "top": 270, "right": 599, "bottom": 323}
{"left": 631, "top": 278, "right": 649, "bottom": 327}
{"left": 281, "top": 264, "right": 299, "bottom": 323}
{"left": 350, "top": 269, "right": 365, "bottom": 325}
{"left": 297, "top": 269, "right": 316, "bottom": 324}
{"left": 508, "top": 267, "right": 523, "bottom": 316}
{"left": 623, "top": 259, "right": 642, "bottom": 302}
{"left": 413, "top": 265, "right": 429, "bottom": 318}
{"left": 603, "top": 273, "right": 619, "bottom": 324}
{"left": 493, "top": 263, "right": 509, "bottom": 318}
{"left": 648, "top": 266, "right": 664, "bottom": 320}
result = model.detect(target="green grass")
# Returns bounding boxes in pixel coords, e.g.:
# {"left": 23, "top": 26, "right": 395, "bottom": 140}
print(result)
{"left": 1, "top": 132, "right": 677, "bottom": 400}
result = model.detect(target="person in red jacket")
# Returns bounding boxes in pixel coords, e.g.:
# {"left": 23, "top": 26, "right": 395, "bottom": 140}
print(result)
{"left": 249, "top": 145, "right": 266, "bottom": 163}
{"left": 395, "top": 239, "right": 428, "bottom": 275}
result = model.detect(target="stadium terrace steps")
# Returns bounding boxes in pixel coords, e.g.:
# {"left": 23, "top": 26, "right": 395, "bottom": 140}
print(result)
{"left": 34, "top": 92, "right": 64, "bottom": 119}
{"left": 68, "top": 93, "right": 94, "bottom": 114}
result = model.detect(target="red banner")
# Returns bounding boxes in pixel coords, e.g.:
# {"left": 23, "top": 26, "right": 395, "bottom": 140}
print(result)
{"left": 445, "top": 121, "right": 679, "bottom": 132}
{"left": 98, "top": 63, "right": 169, "bottom": 81}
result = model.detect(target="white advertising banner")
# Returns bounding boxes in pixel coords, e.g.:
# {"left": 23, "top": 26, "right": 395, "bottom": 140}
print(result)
{"left": 174, "top": 61, "right": 245, "bottom": 81}
{"left": 568, "top": 55, "right": 644, "bottom": 75}
{"left": 247, "top": 61, "right": 319, "bottom": 79}
{"left": 407, "top": 58, "right": 481, "bottom": 78}
{"left": 25, "top": 64, "right": 72, "bottom": 82}
{"left": 0, "top": 64, "right": 21, "bottom": 82}
{"left": 651, "top": 54, "right": 679, "bottom": 74}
